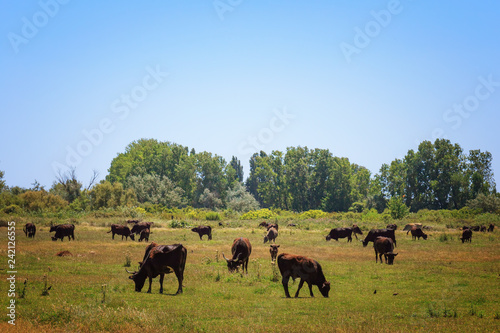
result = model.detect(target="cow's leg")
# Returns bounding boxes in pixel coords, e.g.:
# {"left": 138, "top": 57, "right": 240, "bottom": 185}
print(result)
{"left": 112, "top": 232, "right": 115, "bottom": 240}
{"left": 375, "top": 250, "right": 378, "bottom": 263}
{"left": 379, "top": 253, "right": 383, "bottom": 264}
{"left": 347, "top": 235, "right": 352, "bottom": 242}
{"left": 147, "top": 277, "right": 153, "bottom": 293}
{"left": 174, "top": 269, "right": 183, "bottom": 294}
{"left": 307, "top": 282, "right": 315, "bottom": 297}
{"left": 295, "top": 279, "right": 306, "bottom": 298}
{"left": 159, "top": 273, "right": 164, "bottom": 294}
{"left": 282, "top": 276, "right": 291, "bottom": 298}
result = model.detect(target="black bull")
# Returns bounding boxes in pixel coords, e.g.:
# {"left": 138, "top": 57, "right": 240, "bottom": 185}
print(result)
{"left": 362, "top": 228, "right": 396, "bottom": 247}
{"left": 326, "top": 226, "right": 363, "bottom": 242}
{"left": 127, "top": 243, "right": 187, "bottom": 295}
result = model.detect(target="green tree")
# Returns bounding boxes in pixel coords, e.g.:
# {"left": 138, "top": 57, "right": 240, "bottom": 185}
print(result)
{"left": 126, "top": 174, "right": 185, "bottom": 208}
{"left": 226, "top": 182, "right": 260, "bottom": 212}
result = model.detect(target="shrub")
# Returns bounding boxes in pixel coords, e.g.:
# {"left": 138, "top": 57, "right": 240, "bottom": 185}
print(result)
{"left": 3, "top": 204, "right": 23, "bottom": 215}
{"left": 206, "top": 212, "right": 220, "bottom": 221}
{"left": 240, "top": 209, "right": 276, "bottom": 220}
{"left": 299, "top": 210, "right": 327, "bottom": 219}
{"left": 170, "top": 220, "right": 188, "bottom": 228}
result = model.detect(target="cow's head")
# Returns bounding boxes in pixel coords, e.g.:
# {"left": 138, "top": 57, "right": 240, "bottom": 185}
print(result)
{"left": 191, "top": 227, "right": 199, "bottom": 233}
{"left": 326, "top": 234, "right": 332, "bottom": 241}
{"left": 222, "top": 252, "right": 243, "bottom": 272}
{"left": 129, "top": 234, "right": 135, "bottom": 241}
{"left": 386, "top": 253, "right": 398, "bottom": 265}
{"left": 422, "top": 234, "right": 428, "bottom": 240}
{"left": 51, "top": 236, "right": 58, "bottom": 241}
{"left": 352, "top": 225, "right": 363, "bottom": 235}
{"left": 126, "top": 269, "right": 145, "bottom": 292}
{"left": 269, "top": 245, "right": 279, "bottom": 260}
{"left": 319, "top": 281, "right": 331, "bottom": 298}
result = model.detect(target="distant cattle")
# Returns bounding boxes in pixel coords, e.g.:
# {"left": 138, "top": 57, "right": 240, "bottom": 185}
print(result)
{"left": 222, "top": 237, "right": 252, "bottom": 273}
{"left": 269, "top": 244, "right": 280, "bottom": 262}
{"left": 191, "top": 225, "right": 212, "bottom": 240}
{"left": 386, "top": 223, "right": 398, "bottom": 230}
{"left": 259, "top": 221, "right": 279, "bottom": 231}
{"left": 408, "top": 226, "right": 428, "bottom": 240}
{"left": 264, "top": 227, "right": 278, "bottom": 243}
{"left": 487, "top": 223, "right": 495, "bottom": 232}
{"left": 127, "top": 219, "right": 141, "bottom": 224}
{"left": 138, "top": 228, "right": 151, "bottom": 242}
{"left": 403, "top": 223, "right": 422, "bottom": 231}
{"left": 326, "top": 225, "right": 363, "bottom": 242}
{"left": 373, "top": 237, "right": 398, "bottom": 265}
{"left": 127, "top": 242, "right": 186, "bottom": 295}
{"left": 277, "top": 253, "right": 330, "bottom": 298}
{"left": 460, "top": 229, "right": 472, "bottom": 243}
{"left": 23, "top": 223, "right": 36, "bottom": 238}
{"left": 131, "top": 222, "right": 154, "bottom": 235}
{"left": 362, "top": 228, "right": 396, "bottom": 247}
{"left": 107, "top": 224, "right": 134, "bottom": 241}
{"left": 480, "top": 225, "right": 487, "bottom": 232}
{"left": 50, "top": 224, "right": 75, "bottom": 241}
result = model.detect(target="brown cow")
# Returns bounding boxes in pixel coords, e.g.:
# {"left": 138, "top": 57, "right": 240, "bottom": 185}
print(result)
{"left": 127, "top": 242, "right": 186, "bottom": 295}
{"left": 222, "top": 237, "right": 252, "bottom": 273}
{"left": 23, "top": 223, "right": 36, "bottom": 238}
{"left": 460, "top": 229, "right": 472, "bottom": 243}
{"left": 107, "top": 224, "right": 135, "bottom": 241}
{"left": 362, "top": 228, "right": 396, "bottom": 247}
{"left": 138, "top": 228, "right": 151, "bottom": 242}
{"left": 191, "top": 225, "right": 212, "bottom": 240}
{"left": 408, "top": 226, "right": 427, "bottom": 240}
{"left": 373, "top": 237, "right": 398, "bottom": 264}
{"left": 269, "top": 244, "right": 280, "bottom": 262}
{"left": 259, "top": 221, "right": 279, "bottom": 231}
{"left": 326, "top": 225, "right": 363, "bottom": 242}
{"left": 277, "top": 253, "right": 330, "bottom": 298}
{"left": 487, "top": 223, "right": 495, "bottom": 232}
{"left": 264, "top": 227, "right": 278, "bottom": 243}
{"left": 403, "top": 223, "right": 422, "bottom": 231}
{"left": 50, "top": 224, "right": 75, "bottom": 241}
{"left": 131, "top": 222, "right": 154, "bottom": 235}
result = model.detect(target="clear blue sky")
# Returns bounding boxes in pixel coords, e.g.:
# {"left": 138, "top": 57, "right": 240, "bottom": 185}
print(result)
{"left": 1, "top": 0, "right": 499, "bottom": 190}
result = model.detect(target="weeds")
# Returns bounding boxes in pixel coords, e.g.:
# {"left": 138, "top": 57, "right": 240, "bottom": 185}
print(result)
{"left": 41, "top": 274, "right": 51, "bottom": 296}
{"left": 124, "top": 251, "right": 131, "bottom": 267}
{"left": 101, "top": 284, "right": 107, "bottom": 304}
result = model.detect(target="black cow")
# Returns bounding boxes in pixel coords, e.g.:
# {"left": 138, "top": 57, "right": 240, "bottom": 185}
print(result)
{"left": 362, "top": 228, "right": 396, "bottom": 247}
{"left": 127, "top": 242, "right": 186, "bottom": 295}
{"left": 131, "top": 222, "right": 154, "bottom": 235}
{"left": 23, "top": 223, "right": 36, "bottom": 238}
{"left": 270, "top": 244, "right": 280, "bottom": 262}
{"left": 277, "top": 253, "right": 330, "bottom": 298}
{"left": 50, "top": 224, "right": 75, "bottom": 241}
{"left": 191, "top": 225, "right": 212, "bottom": 240}
{"left": 487, "top": 223, "right": 495, "bottom": 232}
{"left": 408, "top": 226, "right": 427, "bottom": 240}
{"left": 264, "top": 227, "right": 278, "bottom": 243}
{"left": 222, "top": 237, "right": 252, "bottom": 273}
{"left": 461, "top": 229, "right": 472, "bottom": 243}
{"left": 386, "top": 223, "right": 398, "bottom": 230}
{"left": 107, "top": 224, "right": 134, "bottom": 241}
{"left": 138, "top": 228, "right": 151, "bottom": 242}
{"left": 373, "top": 237, "right": 398, "bottom": 264}
{"left": 326, "top": 225, "right": 363, "bottom": 242}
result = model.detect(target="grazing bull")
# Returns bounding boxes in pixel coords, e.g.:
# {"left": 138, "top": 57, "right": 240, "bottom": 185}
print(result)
{"left": 270, "top": 244, "right": 280, "bottom": 262}
{"left": 191, "top": 225, "right": 212, "bottom": 240}
{"left": 127, "top": 242, "right": 186, "bottom": 295}
{"left": 403, "top": 223, "right": 422, "bottom": 231}
{"left": 408, "top": 226, "right": 427, "bottom": 240}
{"left": 460, "top": 229, "right": 472, "bottom": 243}
{"left": 386, "top": 223, "right": 398, "bottom": 230}
{"left": 373, "top": 237, "right": 398, "bottom": 264}
{"left": 50, "top": 224, "right": 75, "bottom": 241}
{"left": 362, "top": 228, "right": 396, "bottom": 247}
{"left": 222, "top": 237, "right": 252, "bottom": 273}
{"left": 23, "top": 223, "right": 36, "bottom": 238}
{"left": 277, "top": 253, "right": 330, "bottom": 298}
{"left": 326, "top": 225, "right": 363, "bottom": 242}
{"left": 131, "top": 222, "right": 154, "bottom": 235}
{"left": 264, "top": 227, "right": 278, "bottom": 243}
{"left": 138, "top": 228, "right": 151, "bottom": 242}
{"left": 107, "top": 224, "right": 134, "bottom": 241}
{"left": 487, "top": 223, "right": 495, "bottom": 232}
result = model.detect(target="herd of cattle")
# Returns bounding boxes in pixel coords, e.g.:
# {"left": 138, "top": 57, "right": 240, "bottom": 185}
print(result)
{"left": 22, "top": 219, "right": 496, "bottom": 298}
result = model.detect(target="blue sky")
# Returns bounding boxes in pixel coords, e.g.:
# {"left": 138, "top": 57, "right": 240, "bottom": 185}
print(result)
{"left": 1, "top": 0, "right": 499, "bottom": 190}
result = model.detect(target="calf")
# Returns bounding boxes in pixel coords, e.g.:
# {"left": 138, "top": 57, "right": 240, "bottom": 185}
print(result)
{"left": 264, "top": 227, "right": 278, "bottom": 243}
{"left": 277, "top": 253, "right": 330, "bottom": 298}
{"left": 408, "top": 226, "right": 427, "bottom": 240}
{"left": 191, "top": 225, "right": 212, "bottom": 240}
{"left": 138, "top": 228, "right": 151, "bottom": 242}
{"left": 222, "top": 237, "right": 252, "bottom": 273}
{"left": 373, "top": 237, "right": 398, "bottom": 264}
{"left": 269, "top": 244, "right": 280, "bottom": 262}
{"left": 107, "top": 224, "right": 134, "bottom": 241}
{"left": 23, "top": 223, "right": 36, "bottom": 238}
{"left": 460, "top": 229, "right": 472, "bottom": 243}
{"left": 50, "top": 224, "right": 75, "bottom": 241}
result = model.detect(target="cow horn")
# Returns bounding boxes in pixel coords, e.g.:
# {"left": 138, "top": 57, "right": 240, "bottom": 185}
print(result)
{"left": 125, "top": 268, "right": 136, "bottom": 274}
{"left": 222, "top": 252, "right": 230, "bottom": 262}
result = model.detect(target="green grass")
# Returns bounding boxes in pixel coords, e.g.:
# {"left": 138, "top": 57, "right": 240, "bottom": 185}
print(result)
{"left": 1, "top": 220, "right": 499, "bottom": 332}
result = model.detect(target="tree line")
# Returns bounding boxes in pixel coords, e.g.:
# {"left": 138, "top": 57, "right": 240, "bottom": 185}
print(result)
{"left": 0, "top": 138, "right": 497, "bottom": 215}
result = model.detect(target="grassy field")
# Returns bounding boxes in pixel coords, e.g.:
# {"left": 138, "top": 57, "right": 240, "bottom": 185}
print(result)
{"left": 1, "top": 219, "right": 499, "bottom": 332}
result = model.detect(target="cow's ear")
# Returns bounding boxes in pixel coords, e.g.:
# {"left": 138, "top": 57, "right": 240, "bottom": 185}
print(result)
{"left": 138, "top": 261, "right": 143, "bottom": 266}
{"left": 393, "top": 253, "right": 398, "bottom": 256}
{"left": 277, "top": 245, "right": 280, "bottom": 248}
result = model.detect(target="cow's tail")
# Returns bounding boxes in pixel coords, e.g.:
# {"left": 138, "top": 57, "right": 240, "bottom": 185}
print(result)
{"left": 107, "top": 230, "right": 112, "bottom": 233}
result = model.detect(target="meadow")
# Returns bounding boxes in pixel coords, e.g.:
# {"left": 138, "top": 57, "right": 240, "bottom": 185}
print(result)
{"left": 1, "top": 217, "right": 499, "bottom": 332}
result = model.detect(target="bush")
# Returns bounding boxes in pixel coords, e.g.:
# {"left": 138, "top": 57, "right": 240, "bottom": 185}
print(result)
{"left": 240, "top": 209, "right": 276, "bottom": 220}
{"left": 206, "top": 212, "right": 220, "bottom": 221}
{"left": 170, "top": 220, "right": 188, "bottom": 228}
{"left": 299, "top": 210, "right": 327, "bottom": 219}
{"left": 3, "top": 204, "right": 23, "bottom": 215}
